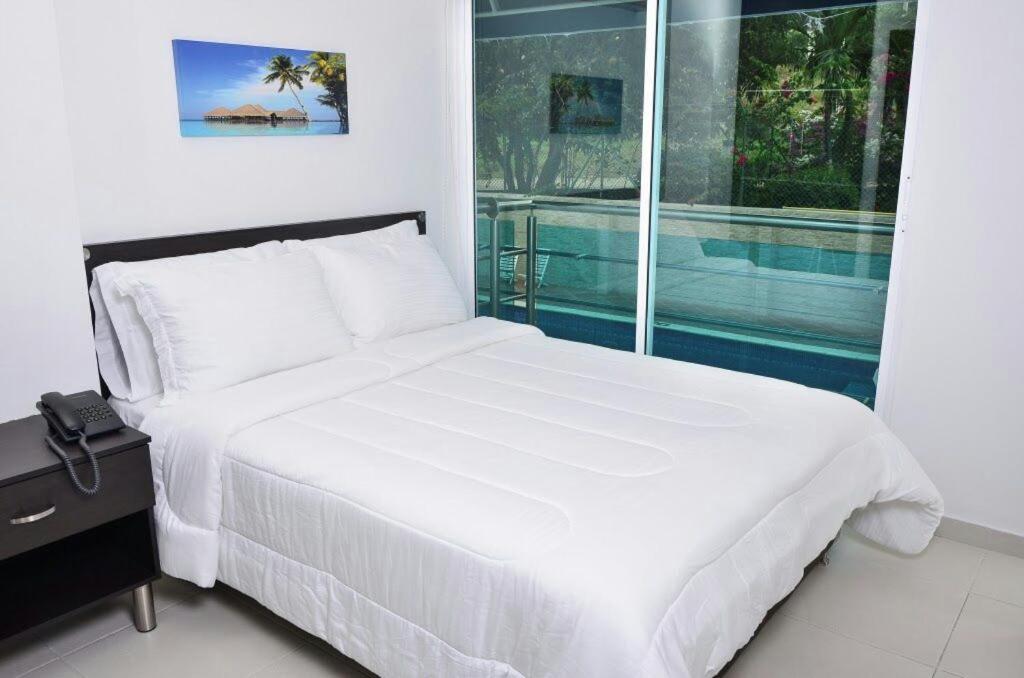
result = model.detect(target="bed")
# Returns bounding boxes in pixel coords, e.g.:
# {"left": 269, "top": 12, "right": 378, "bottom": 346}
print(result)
{"left": 83, "top": 212, "right": 943, "bottom": 678}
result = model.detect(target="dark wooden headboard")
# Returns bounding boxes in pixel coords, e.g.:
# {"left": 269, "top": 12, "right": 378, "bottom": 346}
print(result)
{"left": 82, "top": 210, "right": 425, "bottom": 396}
{"left": 83, "top": 210, "right": 425, "bottom": 287}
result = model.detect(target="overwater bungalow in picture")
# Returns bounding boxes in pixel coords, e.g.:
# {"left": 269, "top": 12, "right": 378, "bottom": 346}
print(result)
{"left": 203, "top": 103, "right": 308, "bottom": 123}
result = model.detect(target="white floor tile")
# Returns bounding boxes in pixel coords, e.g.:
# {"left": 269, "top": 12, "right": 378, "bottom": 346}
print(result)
{"left": 781, "top": 557, "right": 966, "bottom": 665}
{"left": 0, "top": 629, "right": 60, "bottom": 678}
{"left": 1, "top": 579, "right": 197, "bottom": 674}
{"left": 725, "top": 615, "right": 933, "bottom": 678}
{"left": 934, "top": 673, "right": 963, "bottom": 678}
{"left": 42, "top": 577, "right": 199, "bottom": 658}
{"left": 831, "top": 529, "right": 984, "bottom": 593}
{"left": 971, "top": 552, "right": 1024, "bottom": 608}
{"left": 939, "top": 594, "right": 1024, "bottom": 678}
{"left": 249, "top": 643, "right": 369, "bottom": 678}
{"left": 214, "top": 584, "right": 277, "bottom": 619}
{"left": 152, "top": 576, "right": 202, "bottom": 611}
{"left": 62, "top": 589, "right": 302, "bottom": 678}
{"left": 18, "top": 660, "right": 80, "bottom": 678}
{"left": 41, "top": 599, "right": 131, "bottom": 659}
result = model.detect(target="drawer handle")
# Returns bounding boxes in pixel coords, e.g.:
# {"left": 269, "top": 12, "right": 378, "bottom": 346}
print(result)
{"left": 10, "top": 505, "right": 56, "bottom": 525}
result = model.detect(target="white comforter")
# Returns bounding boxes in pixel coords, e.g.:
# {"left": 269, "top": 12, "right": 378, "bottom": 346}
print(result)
{"left": 141, "top": 317, "right": 942, "bottom": 678}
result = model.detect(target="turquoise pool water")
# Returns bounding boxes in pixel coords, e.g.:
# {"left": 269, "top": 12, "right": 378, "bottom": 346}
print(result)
{"left": 179, "top": 120, "right": 347, "bottom": 137}
{"left": 478, "top": 218, "right": 890, "bottom": 404}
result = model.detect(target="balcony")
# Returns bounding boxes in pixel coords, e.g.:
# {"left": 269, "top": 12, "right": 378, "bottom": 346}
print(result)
{"left": 476, "top": 195, "right": 894, "bottom": 405}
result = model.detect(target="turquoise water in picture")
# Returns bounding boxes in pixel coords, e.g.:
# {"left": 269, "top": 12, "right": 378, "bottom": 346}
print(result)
{"left": 172, "top": 40, "right": 349, "bottom": 138}
{"left": 180, "top": 120, "right": 346, "bottom": 137}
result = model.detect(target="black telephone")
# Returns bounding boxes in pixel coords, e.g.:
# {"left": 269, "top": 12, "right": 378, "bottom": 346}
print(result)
{"left": 36, "top": 391, "right": 125, "bottom": 496}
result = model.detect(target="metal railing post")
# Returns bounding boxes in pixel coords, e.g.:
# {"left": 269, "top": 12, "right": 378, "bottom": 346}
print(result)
{"left": 489, "top": 216, "right": 501, "bottom": 318}
{"left": 526, "top": 214, "right": 538, "bottom": 326}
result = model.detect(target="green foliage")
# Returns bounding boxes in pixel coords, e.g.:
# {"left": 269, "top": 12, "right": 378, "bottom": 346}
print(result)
{"left": 307, "top": 51, "right": 348, "bottom": 129}
{"left": 263, "top": 55, "right": 308, "bottom": 116}
{"left": 262, "top": 52, "right": 348, "bottom": 129}
{"left": 549, "top": 74, "right": 597, "bottom": 131}
{"left": 735, "top": 12, "right": 807, "bottom": 94}
{"left": 734, "top": 165, "right": 861, "bottom": 210}
{"left": 474, "top": 3, "right": 917, "bottom": 211}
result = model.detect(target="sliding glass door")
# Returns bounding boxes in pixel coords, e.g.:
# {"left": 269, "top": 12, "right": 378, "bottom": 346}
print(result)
{"left": 649, "top": 1, "right": 917, "bottom": 406}
{"left": 474, "top": 0, "right": 649, "bottom": 351}
{"left": 474, "top": 0, "right": 918, "bottom": 407}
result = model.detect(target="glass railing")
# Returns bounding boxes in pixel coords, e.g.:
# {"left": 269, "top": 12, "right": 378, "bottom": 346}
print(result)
{"left": 477, "top": 194, "right": 894, "bottom": 405}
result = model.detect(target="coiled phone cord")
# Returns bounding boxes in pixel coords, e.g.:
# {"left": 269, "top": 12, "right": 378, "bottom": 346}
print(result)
{"left": 44, "top": 435, "right": 101, "bottom": 496}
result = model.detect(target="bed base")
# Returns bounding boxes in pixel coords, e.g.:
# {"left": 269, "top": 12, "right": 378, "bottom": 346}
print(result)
{"left": 715, "top": 536, "right": 836, "bottom": 677}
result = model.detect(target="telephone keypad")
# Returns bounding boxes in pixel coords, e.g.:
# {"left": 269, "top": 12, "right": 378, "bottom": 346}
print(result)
{"left": 76, "top": 405, "right": 112, "bottom": 424}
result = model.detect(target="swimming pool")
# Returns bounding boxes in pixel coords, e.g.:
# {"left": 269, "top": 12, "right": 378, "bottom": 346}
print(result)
{"left": 478, "top": 219, "right": 890, "bottom": 406}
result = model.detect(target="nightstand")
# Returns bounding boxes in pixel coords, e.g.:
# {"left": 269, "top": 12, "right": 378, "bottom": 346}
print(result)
{"left": 0, "top": 415, "right": 160, "bottom": 643}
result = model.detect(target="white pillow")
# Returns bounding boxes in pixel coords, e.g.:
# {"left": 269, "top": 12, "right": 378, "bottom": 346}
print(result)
{"left": 283, "top": 219, "right": 419, "bottom": 253}
{"left": 116, "top": 250, "right": 352, "bottom": 403}
{"left": 313, "top": 236, "right": 467, "bottom": 346}
{"left": 89, "top": 280, "right": 132, "bottom": 399}
{"left": 91, "top": 241, "right": 287, "bottom": 401}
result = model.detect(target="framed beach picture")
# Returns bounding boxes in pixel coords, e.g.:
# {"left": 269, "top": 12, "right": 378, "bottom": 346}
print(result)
{"left": 171, "top": 39, "right": 349, "bottom": 137}
{"left": 549, "top": 74, "right": 622, "bottom": 136}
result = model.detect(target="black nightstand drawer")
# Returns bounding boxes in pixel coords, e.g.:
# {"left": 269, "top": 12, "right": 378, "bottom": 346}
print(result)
{"left": 0, "top": 446, "right": 154, "bottom": 560}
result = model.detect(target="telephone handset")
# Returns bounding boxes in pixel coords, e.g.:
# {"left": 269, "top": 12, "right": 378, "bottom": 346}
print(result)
{"left": 36, "top": 391, "right": 125, "bottom": 495}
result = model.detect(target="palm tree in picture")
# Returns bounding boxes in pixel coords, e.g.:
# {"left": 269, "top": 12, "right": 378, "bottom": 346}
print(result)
{"left": 307, "top": 51, "right": 343, "bottom": 82}
{"left": 306, "top": 51, "right": 348, "bottom": 130}
{"left": 574, "top": 80, "right": 596, "bottom": 110}
{"left": 263, "top": 55, "right": 309, "bottom": 119}
{"left": 549, "top": 74, "right": 578, "bottom": 131}
{"left": 537, "top": 75, "right": 601, "bottom": 191}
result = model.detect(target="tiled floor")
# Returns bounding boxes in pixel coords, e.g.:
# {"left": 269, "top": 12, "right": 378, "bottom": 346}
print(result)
{"left": 727, "top": 529, "right": 1024, "bottom": 678}
{"left": 1, "top": 529, "right": 1022, "bottom": 678}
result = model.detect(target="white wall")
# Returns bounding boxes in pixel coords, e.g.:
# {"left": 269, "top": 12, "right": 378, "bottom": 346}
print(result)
{"left": 884, "top": 0, "right": 1024, "bottom": 537}
{"left": 0, "top": 1, "right": 100, "bottom": 421}
{"left": 52, "top": 0, "right": 451, "bottom": 276}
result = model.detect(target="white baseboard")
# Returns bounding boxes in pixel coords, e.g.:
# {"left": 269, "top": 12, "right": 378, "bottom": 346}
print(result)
{"left": 937, "top": 517, "right": 1024, "bottom": 559}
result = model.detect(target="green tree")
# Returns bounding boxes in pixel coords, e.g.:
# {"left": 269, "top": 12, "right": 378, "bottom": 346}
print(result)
{"left": 807, "top": 10, "right": 871, "bottom": 166}
{"left": 548, "top": 74, "right": 576, "bottom": 129}
{"left": 263, "top": 55, "right": 309, "bottom": 118}
{"left": 307, "top": 51, "right": 349, "bottom": 130}
{"left": 574, "top": 79, "right": 595, "bottom": 108}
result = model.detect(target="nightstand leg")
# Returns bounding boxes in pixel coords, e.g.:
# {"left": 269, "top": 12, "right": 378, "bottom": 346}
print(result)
{"left": 131, "top": 583, "right": 157, "bottom": 632}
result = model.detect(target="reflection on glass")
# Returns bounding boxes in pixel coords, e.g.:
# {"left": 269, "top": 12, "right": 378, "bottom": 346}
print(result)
{"left": 474, "top": 1, "right": 647, "bottom": 351}
{"left": 473, "top": 1, "right": 918, "bottom": 408}
{"left": 651, "top": 1, "right": 917, "bottom": 406}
